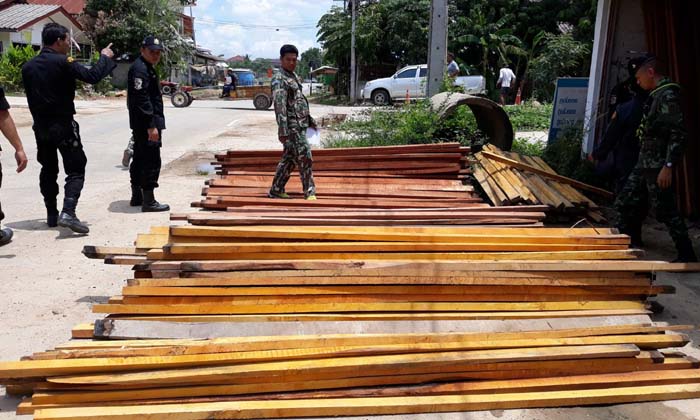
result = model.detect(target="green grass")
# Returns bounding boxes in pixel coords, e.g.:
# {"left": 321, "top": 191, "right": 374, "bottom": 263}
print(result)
{"left": 504, "top": 102, "right": 553, "bottom": 131}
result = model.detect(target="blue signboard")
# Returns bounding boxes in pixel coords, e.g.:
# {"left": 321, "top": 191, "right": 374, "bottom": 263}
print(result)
{"left": 548, "top": 78, "right": 589, "bottom": 144}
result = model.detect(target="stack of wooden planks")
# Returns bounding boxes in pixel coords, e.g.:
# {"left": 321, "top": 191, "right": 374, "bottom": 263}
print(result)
{"left": 213, "top": 143, "right": 471, "bottom": 177}
{"left": 472, "top": 144, "right": 608, "bottom": 221}
{"left": 73, "top": 225, "right": 693, "bottom": 323}
{"left": 4, "top": 324, "right": 700, "bottom": 418}
{"left": 194, "top": 143, "right": 551, "bottom": 226}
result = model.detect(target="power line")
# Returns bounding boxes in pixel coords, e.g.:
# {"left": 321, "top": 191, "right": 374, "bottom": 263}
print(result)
{"left": 195, "top": 17, "right": 318, "bottom": 30}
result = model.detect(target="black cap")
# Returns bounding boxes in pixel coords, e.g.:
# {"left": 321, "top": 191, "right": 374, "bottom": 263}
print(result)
{"left": 142, "top": 35, "right": 164, "bottom": 51}
{"left": 628, "top": 53, "right": 655, "bottom": 75}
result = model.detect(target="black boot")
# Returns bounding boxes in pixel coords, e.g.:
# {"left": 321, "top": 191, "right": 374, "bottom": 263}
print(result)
{"left": 129, "top": 185, "right": 143, "bottom": 207}
{"left": 672, "top": 238, "right": 698, "bottom": 263}
{"left": 58, "top": 198, "right": 89, "bottom": 234}
{"left": 142, "top": 190, "right": 169, "bottom": 212}
{"left": 0, "top": 227, "right": 13, "bottom": 246}
{"left": 630, "top": 224, "right": 644, "bottom": 248}
{"left": 45, "top": 199, "right": 59, "bottom": 227}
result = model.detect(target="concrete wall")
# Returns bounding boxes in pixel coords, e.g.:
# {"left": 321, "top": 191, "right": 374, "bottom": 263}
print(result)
{"left": 584, "top": 0, "right": 647, "bottom": 154}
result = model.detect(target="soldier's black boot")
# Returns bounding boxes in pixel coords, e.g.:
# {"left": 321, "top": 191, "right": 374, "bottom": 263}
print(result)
{"left": 0, "top": 227, "right": 13, "bottom": 246}
{"left": 45, "top": 199, "right": 59, "bottom": 227}
{"left": 630, "top": 224, "right": 644, "bottom": 248}
{"left": 141, "top": 190, "right": 169, "bottom": 213}
{"left": 672, "top": 238, "right": 698, "bottom": 263}
{"left": 58, "top": 198, "right": 89, "bottom": 234}
{"left": 129, "top": 185, "right": 143, "bottom": 207}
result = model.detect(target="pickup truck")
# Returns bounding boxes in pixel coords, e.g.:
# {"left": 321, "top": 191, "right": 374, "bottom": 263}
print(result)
{"left": 360, "top": 64, "right": 486, "bottom": 105}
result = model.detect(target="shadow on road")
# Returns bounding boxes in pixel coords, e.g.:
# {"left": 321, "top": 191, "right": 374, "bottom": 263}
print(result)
{"left": 108, "top": 200, "right": 141, "bottom": 214}
{"left": 76, "top": 296, "right": 111, "bottom": 304}
{"left": 55, "top": 228, "right": 88, "bottom": 240}
{"left": 0, "top": 394, "right": 21, "bottom": 413}
{"left": 4, "top": 219, "right": 52, "bottom": 231}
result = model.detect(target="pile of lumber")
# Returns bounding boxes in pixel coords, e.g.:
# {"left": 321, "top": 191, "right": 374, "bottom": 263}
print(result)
{"left": 4, "top": 144, "right": 700, "bottom": 418}
{"left": 472, "top": 144, "right": 608, "bottom": 221}
{"left": 75, "top": 225, "right": 688, "bottom": 322}
{"left": 213, "top": 143, "right": 471, "bottom": 177}
{"left": 195, "top": 143, "right": 550, "bottom": 225}
{"left": 4, "top": 325, "right": 700, "bottom": 418}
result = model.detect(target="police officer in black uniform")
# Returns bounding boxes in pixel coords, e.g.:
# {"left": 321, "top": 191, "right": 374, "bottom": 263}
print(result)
{"left": 22, "top": 23, "right": 115, "bottom": 234}
{"left": 127, "top": 36, "right": 169, "bottom": 212}
{"left": 589, "top": 56, "right": 649, "bottom": 246}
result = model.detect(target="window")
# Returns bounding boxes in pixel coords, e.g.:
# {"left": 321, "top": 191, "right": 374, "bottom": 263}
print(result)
{"left": 396, "top": 68, "right": 417, "bottom": 79}
{"left": 419, "top": 67, "right": 427, "bottom": 77}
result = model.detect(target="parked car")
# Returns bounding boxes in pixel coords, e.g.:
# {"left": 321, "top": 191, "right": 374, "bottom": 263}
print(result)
{"left": 360, "top": 64, "right": 486, "bottom": 105}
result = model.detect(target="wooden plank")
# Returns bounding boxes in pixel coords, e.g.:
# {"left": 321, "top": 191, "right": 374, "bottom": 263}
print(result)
{"left": 92, "top": 301, "right": 647, "bottom": 315}
{"left": 162, "top": 242, "right": 629, "bottom": 254}
{"left": 94, "top": 310, "right": 651, "bottom": 322}
{"left": 71, "top": 324, "right": 94, "bottom": 339}
{"left": 82, "top": 247, "right": 144, "bottom": 259}
{"left": 32, "top": 383, "right": 700, "bottom": 419}
{"left": 144, "top": 260, "right": 700, "bottom": 273}
{"left": 128, "top": 275, "right": 652, "bottom": 287}
{"left": 169, "top": 226, "right": 631, "bottom": 245}
{"left": 481, "top": 150, "right": 613, "bottom": 198}
{"left": 70, "top": 319, "right": 662, "bottom": 344}
{"left": 146, "top": 249, "right": 642, "bottom": 261}
{"left": 44, "top": 344, "right": 640, "bottom": 386}
{"left": 30, "top": 369, "right": 700, "bottom": 406}
{"left": 121, "top": 285, "right": 666, "bottom": 297}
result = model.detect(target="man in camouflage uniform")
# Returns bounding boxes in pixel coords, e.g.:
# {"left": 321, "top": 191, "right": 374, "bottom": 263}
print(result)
{"left": 268, "top": 44, "right": 317, "bottom": 200}
{"left": 614, "top": 54, "right": 697, "bottom": 262}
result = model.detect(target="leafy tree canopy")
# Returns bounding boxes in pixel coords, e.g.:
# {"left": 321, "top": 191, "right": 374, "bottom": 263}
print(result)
{"left": 80, "top": 0, "right": 193, "bottom": 71}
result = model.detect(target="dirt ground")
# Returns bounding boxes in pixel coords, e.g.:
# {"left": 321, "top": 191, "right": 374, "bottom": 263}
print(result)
{"left": 0, "top": 97, "right": 699, "bottom": 419}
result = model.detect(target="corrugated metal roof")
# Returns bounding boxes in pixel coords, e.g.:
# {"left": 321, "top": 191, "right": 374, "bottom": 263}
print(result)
{"left": 26, "top": 0, "right": 85, "bottom": 15}
{"left": 0, "top": 4, "right": 61, "bottom": 31}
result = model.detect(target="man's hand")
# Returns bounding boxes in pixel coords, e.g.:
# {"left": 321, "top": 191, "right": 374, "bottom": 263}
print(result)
{"left": 278, "top": 135, "right": 288, "bottom": 144}
{"left": 587, "top": 153, "right": 596, "bottom": 163}
{"left": 14, "top": 149, "right": 27, "bottom": 173}
{"left": 657, "top": 166, "right": 673, "bottom": 190}
{"left": 148, "top": 127, "right": 159, "bottom": 142}
{"left": 101, "top": 43, "right": 114, "bottom": 59}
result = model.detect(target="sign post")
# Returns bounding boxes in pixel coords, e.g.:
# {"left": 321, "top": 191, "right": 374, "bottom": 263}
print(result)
{"left": 548, "top": 78, "right": 589, "bottom": 145}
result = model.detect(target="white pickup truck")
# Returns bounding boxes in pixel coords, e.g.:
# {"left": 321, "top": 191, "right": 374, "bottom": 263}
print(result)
{"left": 360, "top": 64, "right": 486, "bottom": 105}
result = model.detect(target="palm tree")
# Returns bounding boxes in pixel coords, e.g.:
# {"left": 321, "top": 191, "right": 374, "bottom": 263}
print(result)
{"left": 451, "top": 9, "right": 525, "bottom": 98}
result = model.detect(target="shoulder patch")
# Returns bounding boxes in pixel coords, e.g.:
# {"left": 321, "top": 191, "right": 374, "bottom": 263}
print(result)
{"left": 134, "top": 78, "right": 143, "bottom": 90}
{"left": 67, "top": 56, "right": 75, "bottom": 63}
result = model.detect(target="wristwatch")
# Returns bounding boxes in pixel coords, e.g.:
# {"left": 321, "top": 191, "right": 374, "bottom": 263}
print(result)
{"left": 666, "top": 162, "right": 673, "bottom": 168}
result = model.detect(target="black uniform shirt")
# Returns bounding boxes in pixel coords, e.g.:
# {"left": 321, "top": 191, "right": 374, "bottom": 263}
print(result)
{"left": 0, "top": 86, "right": 9, "bottom": 151}
{"left": 0, "top": 87, "right": 9, "bottom": 111}
{"left": 127, "top": 55, "right": 164, "bottom": 130}
{"left": 21, "top": 47, "right": 116, "bottom": 123}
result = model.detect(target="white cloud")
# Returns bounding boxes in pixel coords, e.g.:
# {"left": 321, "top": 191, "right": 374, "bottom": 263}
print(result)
{"left": 191, "top": 0, "right": 336, "bottom": 59}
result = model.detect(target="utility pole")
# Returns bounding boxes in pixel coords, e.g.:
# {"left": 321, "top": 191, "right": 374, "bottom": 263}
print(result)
{"left": 350, "top": 0, "right": 357, "bottom": 103}
{"left": 188, "top": 4, "right": 196, "bottom": 86}
{"left": 426, "top": 0, "right": 448, "bottom": 97}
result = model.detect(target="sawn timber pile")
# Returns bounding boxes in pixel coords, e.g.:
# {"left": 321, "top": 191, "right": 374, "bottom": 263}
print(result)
{"left": 3, "top": 144, "right": 700, "bottom": 419}
{"left": 3, "top": 325, "right": 700, "bottom": 418}
{"left": 472, "top": 144, "right": 608, "bottom": 221}
{"left": 78, "top": 224, "right": 678, "bottom": 321}
{"left": 196, "top": 143, "right": 546, "bottom": 225}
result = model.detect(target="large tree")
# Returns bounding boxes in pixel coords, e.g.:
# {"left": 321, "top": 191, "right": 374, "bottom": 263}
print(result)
{"left": 79, "top": 0, "right": 193, "bottom": 73}
{"left": 297, "top": 47, "right": 324, "bottom": 80}
{"left": 316, "top": 0, "right": 597, "bottom": 100}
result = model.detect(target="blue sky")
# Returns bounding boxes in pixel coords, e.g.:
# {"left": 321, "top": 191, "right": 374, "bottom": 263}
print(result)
{"left": 190, "top": 0, "right": 338, "bottom": 59}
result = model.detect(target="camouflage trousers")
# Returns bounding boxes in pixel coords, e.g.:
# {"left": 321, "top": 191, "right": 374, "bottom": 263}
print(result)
{"left": 613, "top": 167, "right": 690, "bottom": 247}
{"left": 270, "top": 130, "right": 316, "bottom": 197}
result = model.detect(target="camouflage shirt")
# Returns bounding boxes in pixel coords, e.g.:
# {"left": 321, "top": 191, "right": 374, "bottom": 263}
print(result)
{"left": 635, "top": 78, "right": 687, "bottom": 169}
{"left": 272, "top": 68, "right": 315, "bottom": 137}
